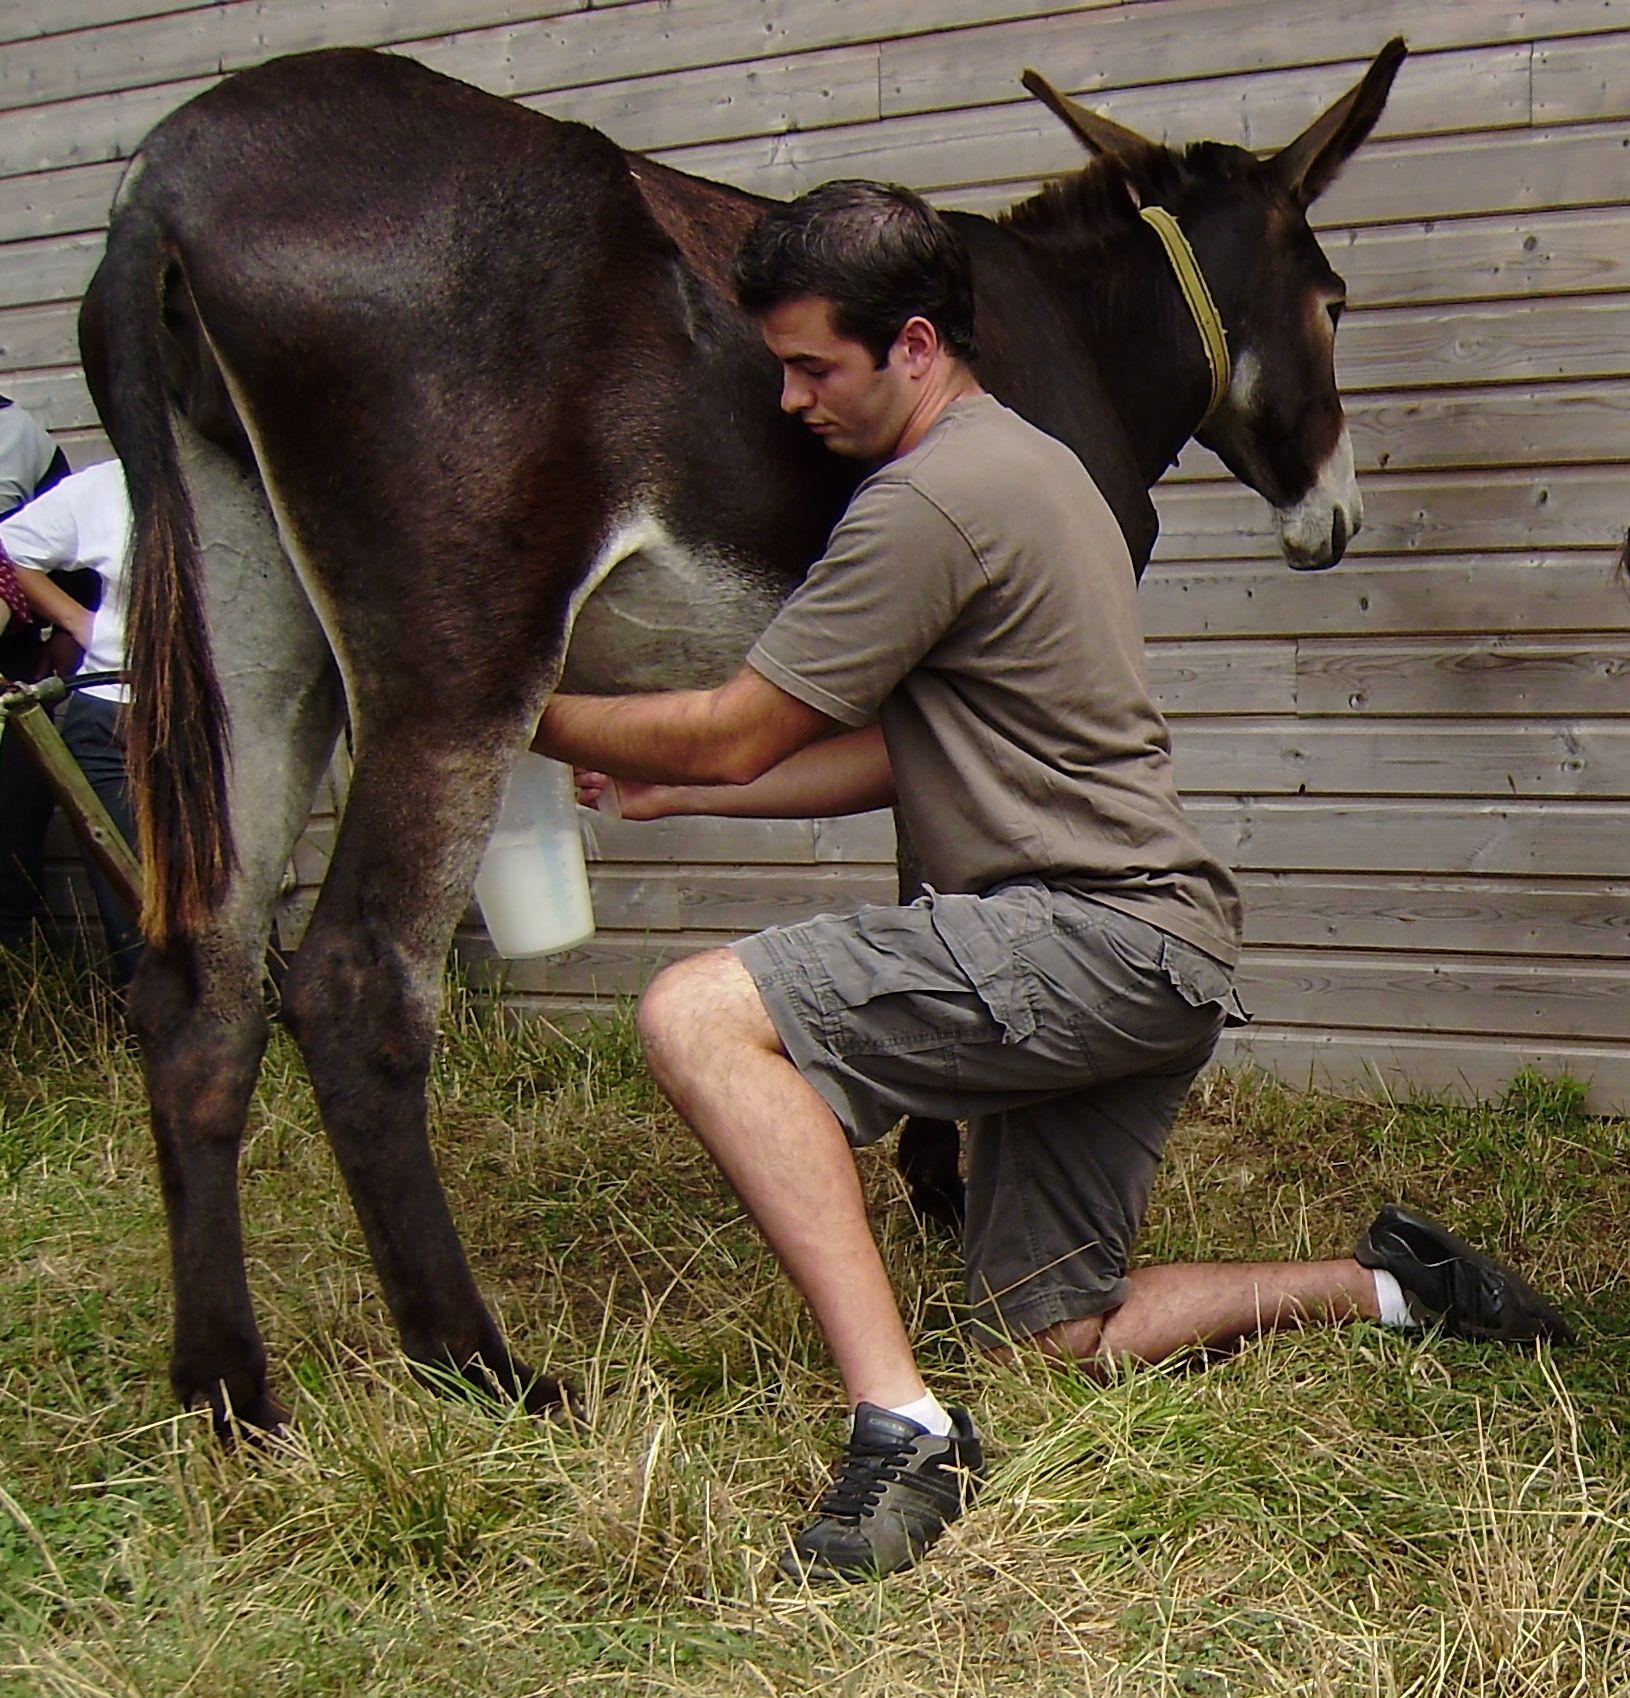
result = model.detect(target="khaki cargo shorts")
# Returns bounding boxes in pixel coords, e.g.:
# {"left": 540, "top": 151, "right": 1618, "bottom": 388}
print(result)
{"left": 733, "top": 880, "right": 1245, "bottom": 1346}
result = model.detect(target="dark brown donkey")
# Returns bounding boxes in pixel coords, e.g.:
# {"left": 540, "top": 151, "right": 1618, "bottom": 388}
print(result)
{"left": 79, "top": 39, "right": 1404, "bottom": 1433}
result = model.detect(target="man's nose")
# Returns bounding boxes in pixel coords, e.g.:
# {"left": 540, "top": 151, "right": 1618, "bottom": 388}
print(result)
{"left": 780, "top": 371, "right": 810, "bottom": 413}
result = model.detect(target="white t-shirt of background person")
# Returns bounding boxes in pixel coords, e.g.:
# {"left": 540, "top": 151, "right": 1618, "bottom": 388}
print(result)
{"left": 0, "top": 459, "right": 133, "bottom": 704}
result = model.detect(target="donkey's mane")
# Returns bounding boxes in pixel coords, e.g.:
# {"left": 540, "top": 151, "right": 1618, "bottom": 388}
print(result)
{"left": 999, "top": 141, "right": 1259, "bottom": 253}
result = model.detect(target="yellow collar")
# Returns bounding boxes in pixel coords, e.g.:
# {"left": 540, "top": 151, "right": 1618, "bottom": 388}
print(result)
{"left": 1138, "top": 205, "right": 1231, "bottom": 424}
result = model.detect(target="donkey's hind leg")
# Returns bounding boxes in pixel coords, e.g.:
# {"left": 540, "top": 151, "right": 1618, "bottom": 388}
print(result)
{"left": 278, "top": 682, "right": 571, "bottom": 1414}
{"left": 127, "top": 434, "right": 341, "bottom": 1434}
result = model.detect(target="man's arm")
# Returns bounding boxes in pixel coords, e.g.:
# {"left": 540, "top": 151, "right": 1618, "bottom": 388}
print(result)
{"left": 533, "top": 663, "right": 838, "bottom": 786}
{"left": 580, "top": 723, "right": 895, "bottom": 821}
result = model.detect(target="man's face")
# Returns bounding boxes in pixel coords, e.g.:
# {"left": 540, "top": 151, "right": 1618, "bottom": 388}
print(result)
{"left": 760, "top": 296, "right": 917, "bottom": 462}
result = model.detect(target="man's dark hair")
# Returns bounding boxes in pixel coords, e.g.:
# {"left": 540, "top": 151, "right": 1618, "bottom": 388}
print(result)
{"left": 734, "top": 180, "right": 977, "bottom": 367}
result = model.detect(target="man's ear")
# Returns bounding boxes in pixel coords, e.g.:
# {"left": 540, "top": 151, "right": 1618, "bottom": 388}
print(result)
{"left": 895, "top": 315, "right": 942, "bottom": 371}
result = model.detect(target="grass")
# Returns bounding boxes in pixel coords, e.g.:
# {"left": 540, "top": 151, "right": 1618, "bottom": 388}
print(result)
{"left": 0, "top": 944, "right": 1624, "bottom": 1696}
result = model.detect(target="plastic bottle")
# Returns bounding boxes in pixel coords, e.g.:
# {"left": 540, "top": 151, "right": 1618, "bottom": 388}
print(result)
{"left": 474, "top": 752, "right": 596, "bottom": 958}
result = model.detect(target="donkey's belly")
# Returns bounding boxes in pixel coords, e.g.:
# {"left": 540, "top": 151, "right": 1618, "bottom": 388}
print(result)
{"left": 559, "top": 517, "right": 794, "bottom": 695}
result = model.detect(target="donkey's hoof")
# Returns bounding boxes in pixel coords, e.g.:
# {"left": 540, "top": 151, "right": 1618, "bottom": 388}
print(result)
{"left": 522, "top": 1373, "right": 587, "bottom": 1426}
{"left": 908, "top": 1176, "right": 966, "bottom": 1235}
{"left": 198, "top": 1388, "right": 293, "bottom": 1447}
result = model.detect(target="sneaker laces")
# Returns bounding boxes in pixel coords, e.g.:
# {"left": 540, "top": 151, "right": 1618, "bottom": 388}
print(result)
{"left": 817, "top": 1432, "right": 914, "bottom": 1520}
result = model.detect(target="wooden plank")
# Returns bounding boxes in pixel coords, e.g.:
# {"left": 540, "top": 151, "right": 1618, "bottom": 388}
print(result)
{"left": 0, "top": 74, "right": 211, "bottom": 182}
{"left": 420, "top": 0, "right": 1120, "bottom": 106}
{"left": 586, "top": 861, "right": 898, "bottom": 931}
{"left": 1141, "top": 555, "right": 1630, "bottom": 642}
{"left": 1172, "top": 721, "right": 1630, "bottom": 800}
{"left": 927, "top": 122, "right": 1630, "bottom": 230}
{"left": 1186, "top": 797, "right": 1630, "bottom": 878}
{"left": 0, "top": 300, "right": 77, "bottom": 370}
{"left": 0, "top": 367, "right": 93, "bottom": 436}
{"left": 1234, "top": 948, "right": 1630, "bottom": 1043}
{"left": 1164, "top": 382, "right": 1630, "bottom": 482}
{"left": 0, "top": 3, "right": 576, "bottom": 111}
{"left": 586, "top": 809, "right": 887, "bottom": 867}
{"left": 1314, "top": 121, "right": 1630, "bottom": 232}
{"left": 878, "top": 0, "right": 1627, "bottom": 121}
{"left": 10, "top": 0, "right": 1623, "bottom": 124}
{"left": 1341, "top": 382, "right": 1630, "bottom": 477}
{"left": 1295, "top": 639, "right": 1630, "bottom": 718}
{"left": 0, "top": 17, "right": 880, "bottom": 159}
{"left": 0, "top": 161, "right": 119, "bottom": 245}
{"left": 59, "top": 430, "right": 112, "bottom": 470}
{"left": 525, "top": 41, "right": 881, "bottom": 154}
{"left": 1151, "top": 466, "right": 1629, "bottom": 563}
{"left": 1212, "top": 1026, "right": 1630, "bottom": 1116}
{"left": 1237, "top": 871, "right": 1630, "bottom": 959}
{"left": 462, "top": 928, "right": 729, "bottom": 996}
{"left": 814, "top": 810, "right": 897, "bottom": 862}
{"left": 0, "top": 1, "right": 1102, "bottom": 116}
{"left": 883, "top": 40, "right": 1534, "bottom": 142}
{"left": 1533, "top": 31, "right": 1630, "bottom": 124}
{"left": 0, "top": 234, "right": 101, "bottom": 313}
{"left": 474, "top": 869, "right": 1630, "bottom": 962}
{"left": 1147, "top": 641, "right": 1296, "bottom": 716}
{"left": 1331, "top": 295, "right": 1630, "bottom": 396}
{"left": 0, "top": 3, "right": 217, "bottom": 51}
{"left": 1326, "top": 206, "right": 1630, "bottom": 310}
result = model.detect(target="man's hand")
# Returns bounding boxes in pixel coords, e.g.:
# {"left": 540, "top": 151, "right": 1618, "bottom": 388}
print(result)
{"left": 574, "top": 769, "right": 676, "bottom": 821}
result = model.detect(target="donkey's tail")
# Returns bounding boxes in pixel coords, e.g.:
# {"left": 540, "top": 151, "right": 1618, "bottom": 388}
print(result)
{"left": 82, "top": 206, "right": 233, "bottom": 947}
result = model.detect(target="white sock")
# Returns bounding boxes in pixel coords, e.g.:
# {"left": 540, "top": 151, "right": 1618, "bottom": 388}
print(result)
{"left": 882, "top": 1390, "right": 954, "bottom": 1437}
{"left": 1372, "top": 1268, "right": 1423, "bottom": 1329}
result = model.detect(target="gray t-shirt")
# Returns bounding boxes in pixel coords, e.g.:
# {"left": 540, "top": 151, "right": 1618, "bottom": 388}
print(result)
{"left": 746, "top": 394, "right": 1241, "bottom": 966}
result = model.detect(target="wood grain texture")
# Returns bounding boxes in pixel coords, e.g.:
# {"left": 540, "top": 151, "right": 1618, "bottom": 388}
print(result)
{"left": 5, "top": 1, "right": 1627, "bottom": 1108}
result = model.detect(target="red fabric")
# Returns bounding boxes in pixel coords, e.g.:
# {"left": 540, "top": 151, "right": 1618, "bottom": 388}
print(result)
{"left": 0, "top": 545, "right": 32, "bottom": 628}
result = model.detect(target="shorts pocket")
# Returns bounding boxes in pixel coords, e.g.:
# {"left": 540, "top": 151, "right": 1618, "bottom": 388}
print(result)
{"left": 928, "top": 884, "right": 1054, "bottom": 1045}
{"left": 1158, "top": 936, "right": 1250, "bottom": 1027}
{"left": 820, "top": 905, "right": 973, "bottom": 1007}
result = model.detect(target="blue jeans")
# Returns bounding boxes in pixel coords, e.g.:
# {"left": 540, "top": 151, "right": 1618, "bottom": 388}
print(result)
{"left": 56, "top": 692, "right": 142, "bottom": 986}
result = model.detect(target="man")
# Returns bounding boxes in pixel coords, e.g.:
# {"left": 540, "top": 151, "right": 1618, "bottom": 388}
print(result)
{"left": 534, "top": 181, "right": 1571, "bottom": 1582}
{"left": 1, "top": 458, "right": 140, "bottom": 984}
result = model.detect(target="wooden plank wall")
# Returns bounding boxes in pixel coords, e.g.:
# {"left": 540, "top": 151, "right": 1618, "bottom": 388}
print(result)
{"left": 6, "top": 0, "right": 1629, "bottom": 1106}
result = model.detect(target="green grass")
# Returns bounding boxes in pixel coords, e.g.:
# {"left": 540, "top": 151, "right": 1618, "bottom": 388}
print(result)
{"left": 0, "top": 946, "right": 1624, "bottom": 1696}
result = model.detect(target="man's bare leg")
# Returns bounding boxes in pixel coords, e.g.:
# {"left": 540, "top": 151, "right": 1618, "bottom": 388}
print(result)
{"left": 1009, "top": 1258, "right": 1381, "bottom": 1368}
{"left": 637, "top": 947, "right": 927, "bottom": 1411}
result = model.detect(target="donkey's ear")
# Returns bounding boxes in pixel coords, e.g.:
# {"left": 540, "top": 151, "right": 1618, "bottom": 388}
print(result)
{"left": 1021, "top": 69, "right": 1162, "bottom": 177}
{"left": 1269, "top": 37, "right": 1407, "bottom": 206}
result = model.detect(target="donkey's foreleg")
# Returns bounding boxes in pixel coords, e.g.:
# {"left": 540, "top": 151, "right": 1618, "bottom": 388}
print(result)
{"left": 280, "top": 721, "right": 571, "bottom": 1415}
{"left": 128, "top": 435, "right": 343, "bottom": 1435}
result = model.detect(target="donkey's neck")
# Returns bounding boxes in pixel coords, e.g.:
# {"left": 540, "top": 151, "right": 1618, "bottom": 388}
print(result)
{"left": 1043, "top": 227, "right": 1211, "bottom": 484}
{"left": 1000, "top": 174, "right": 1214, "bottom": 487}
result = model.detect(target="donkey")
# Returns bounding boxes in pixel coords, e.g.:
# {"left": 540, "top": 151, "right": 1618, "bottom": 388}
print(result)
{"left": 79, "top": 39, "right": 1404, "bottom": 1433}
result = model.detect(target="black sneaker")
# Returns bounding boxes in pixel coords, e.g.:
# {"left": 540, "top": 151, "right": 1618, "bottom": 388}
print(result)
{"left": 778, "top": 1403, "right": 984, "bottom": 1582}
{"left": 1355, "top": 1203, "right": 1574, "bottom": 1344}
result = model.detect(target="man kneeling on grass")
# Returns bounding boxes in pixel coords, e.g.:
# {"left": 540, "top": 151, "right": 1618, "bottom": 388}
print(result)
{"left": 533, "top": 181, "right": 1573, "bottom": 1583}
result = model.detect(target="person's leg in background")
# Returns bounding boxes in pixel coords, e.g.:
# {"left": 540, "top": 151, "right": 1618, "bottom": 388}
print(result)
{"left": 0, "top": 721, "right": 60, "bottom": 952}
{"left": 58, "top": 690, "right": 142, "bottom": 987}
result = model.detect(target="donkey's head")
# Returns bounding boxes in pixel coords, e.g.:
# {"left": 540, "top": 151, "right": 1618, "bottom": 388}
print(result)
{"left": 1023, "top": 39, "right": 1405, "bottom": 569}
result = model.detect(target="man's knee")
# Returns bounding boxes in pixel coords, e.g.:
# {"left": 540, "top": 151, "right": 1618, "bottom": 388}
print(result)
{"left": 636, "top": 947, "right": 777, "bottom": 1083}
{"left": 980, "top": 1310, "right": 1108, "bottom": 1369}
